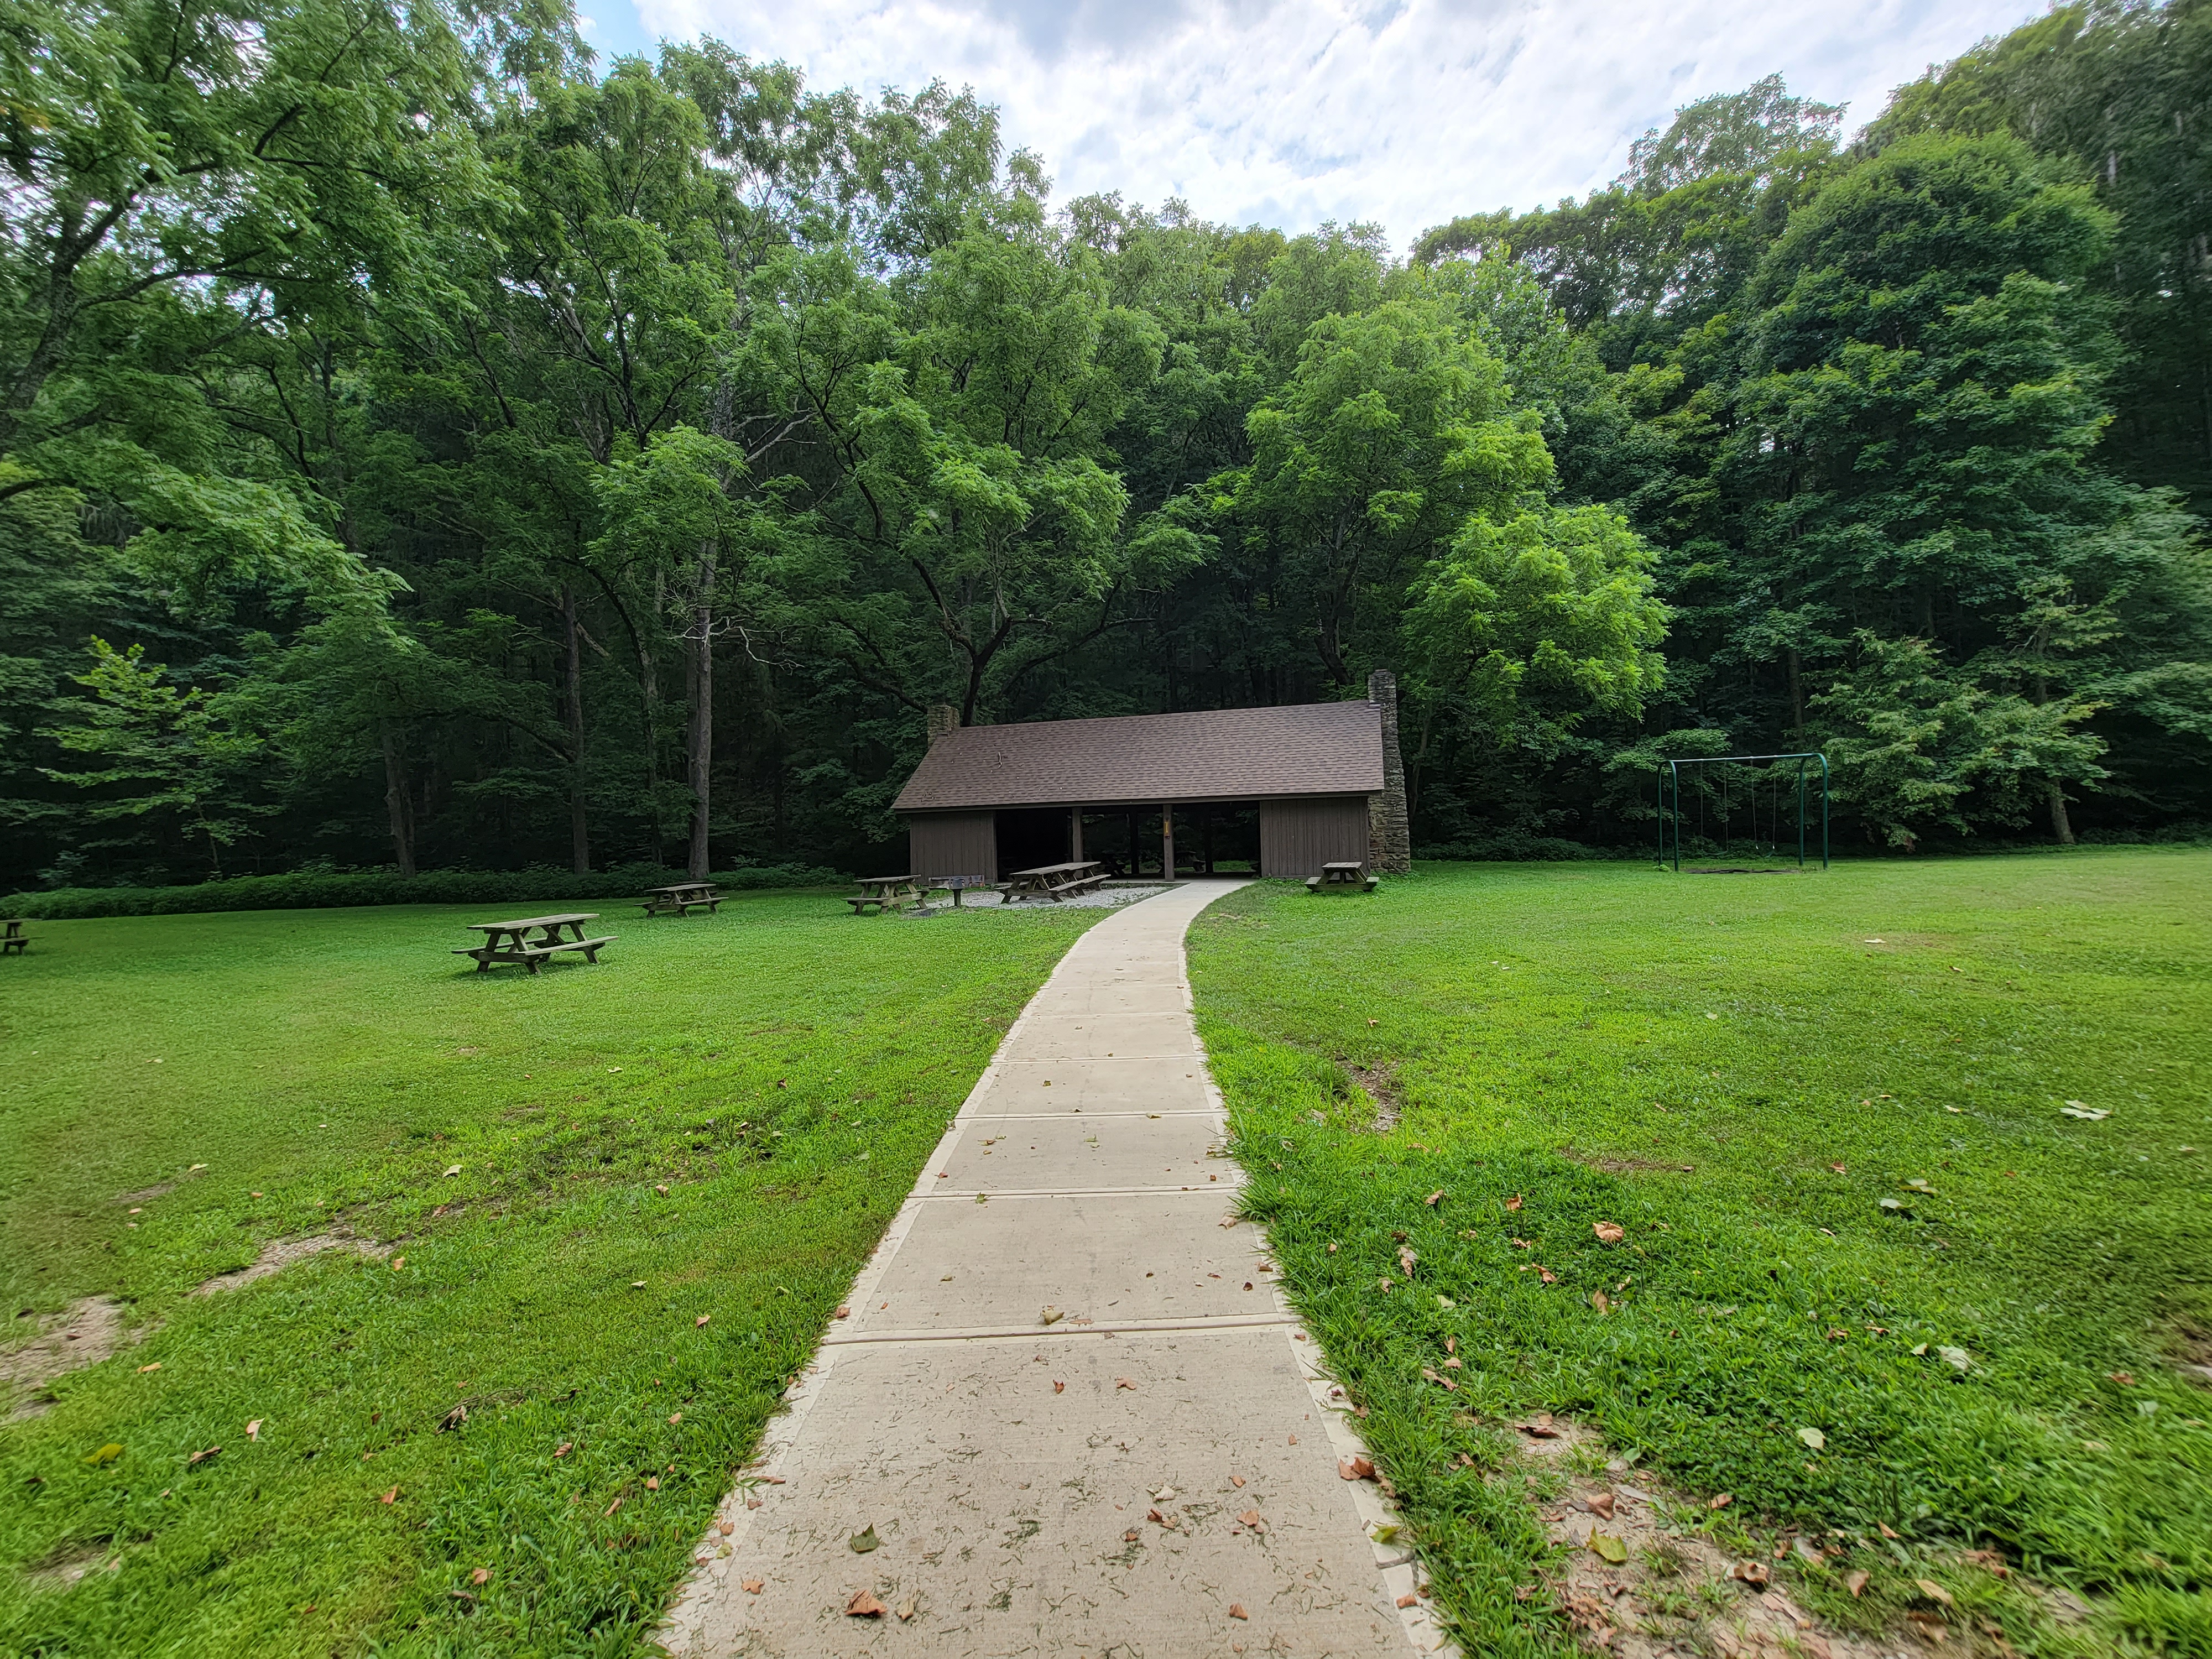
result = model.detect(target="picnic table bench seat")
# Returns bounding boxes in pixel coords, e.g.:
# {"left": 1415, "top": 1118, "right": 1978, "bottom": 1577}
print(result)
{"left": 1, "top": 919, "right": 24, "bottom": 956}
{"left": 1307, "top": 862, "right": 1379, "bottom": 894}
{"left": 642, "top": 883, "right": 722, "bottom": 917}
{"left": 849, "top": 875, "right": 924, "bottom": 914}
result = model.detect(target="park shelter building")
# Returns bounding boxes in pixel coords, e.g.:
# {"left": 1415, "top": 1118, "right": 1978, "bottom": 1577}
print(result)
{"left": 892, "top": 671, "right": 1413, "bottom": 880}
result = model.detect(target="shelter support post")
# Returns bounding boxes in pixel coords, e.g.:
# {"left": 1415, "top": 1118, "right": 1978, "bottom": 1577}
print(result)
{"left": 1070, "top": 809, "right": 1083, "bottom": 862}
{"left": 1161, "top": 805, "right": 1175, "bottom": 879}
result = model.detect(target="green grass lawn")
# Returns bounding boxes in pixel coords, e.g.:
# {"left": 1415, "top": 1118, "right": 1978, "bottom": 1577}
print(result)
{"left": 0, "top": 893, "right": 1100, "bottom": 1656}
{"left": 1188, "top": 851, "right": 2212, "bottom": 1659}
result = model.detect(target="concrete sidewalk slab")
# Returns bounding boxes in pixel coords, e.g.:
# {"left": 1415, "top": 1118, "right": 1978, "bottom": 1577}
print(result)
{"left": 661, "top": 880, "right": 1446, "bottom": 1658}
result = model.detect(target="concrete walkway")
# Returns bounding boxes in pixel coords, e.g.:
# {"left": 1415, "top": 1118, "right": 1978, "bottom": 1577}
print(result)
{"left": 662, "top": 880, "right": 1446, "bottom": 1658}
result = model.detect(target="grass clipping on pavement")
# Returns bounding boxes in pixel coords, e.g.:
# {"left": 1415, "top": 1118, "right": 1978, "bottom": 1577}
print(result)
{"left": 1189, "top": 850, "right": 2212, "bottom": 1659}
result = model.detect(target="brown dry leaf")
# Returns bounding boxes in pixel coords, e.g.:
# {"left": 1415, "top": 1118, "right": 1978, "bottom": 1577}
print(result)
{"left": 1506, "top": 1193, "right": 1524, "bottom": 1212}
{"left": 645, "top": 1477, "right": 660, "bottom": 1491}
{"left": 1592, "top": 1290, "right": 1611, "bottom": 1314}
{"left": 669, "top": 1412, "right": 682, "bottom": 1425}
{"left": 555, "top": 1442, "right": 572, "bottom": 1458}
{"left": 1731, "top": 1561, "right": 1770, "bottom": 1586}
{"left": 245, "top": 1419, "right": 262, "bottom": 1441}
{"left": 1537, "top": 1267, "right": 1557, "bottom": 1285}
{"left": 1831, "top": 1163, "right": 1847, "bottom": 1174}
{"left": 1238, "top": 1509, "right": 1263, "bottom": 1528}
{"left": 1425, "top": 1190, "right": 1444, "bottom": 1207}
{"left": 1147, "top": 1508, "right": 1166, "bottom": 1524}
{"left": 1397, "top": 1244, "right": 1418, "bottom": 1278}
{"left": 1587, "top": 1491, "right": 1616, "bottom": 1520}
{"left": 655, "top": 1184, "right": 669, "bottom": 1196}
{"left": 832, "top": 1306, "right": 849, "bottom": 1321}
{"left": 1917, "top": 1579, "right": 1955, "bottom": 1608}
{"left": 603, "top": 1497, "right": 621, "bottom": 1516}
{"left": 1593, "top": 1222, "right": 1625, "bottom": 1243}
{"left": 1709, "top": 1493, "right": 1734, "bottom": 1510}
{"left": 1518, "top": 1413, "right": 1560, "bottom": 1438}
{"left": 381, "top": 1486, "right": 400, "bottom": 1506}
{"left": 742, "top": 1578, "right": 763, "bottom": 1595}
{"left": 1339, "top": 1456, "right": 1375, "bottom": 1480}
{"left": 1052, "top": 1379, "right": 1066, "bottom": 1394}
{"left": 1845, "top": 1569, "right": 1870, "bottom": 1598}
{"left": 188, "top": 1446, "right": 221, "bottom": 1465}
{"left": 845, "top": 1590, "right": 888, "bottom": 1618}
{"left": 694, "top": 1314, "right": 710, "bottom": 1328}
{"left": 1229, "top": 1603, "right": 1251, "bottom": 1619}
{"left": 1124, "top": 1529, "right": 1141, "bottom": 1543}
{"left": 718, "top": 1520, "right": 735, "bottom": 1536}
{"left": 1961, "top": 1549, "right": 2011, "bottom": 1579}
{"left": 745, "top": 1497, "right": 763, "bottom": 1510}
{"left": 470, "top": 1567, "right": 490, "bottom": 1586}
{"left": 1396, "top": 1593, "right": 1418, "bottom": 1609}
{"left": 1878, "top": 1522, "right": 1899, "bottom": 1540}
{"left": 2109, "top": 1371, "right": 2135, "bottom": 1386}
{"left": 1230, "top": 1473, "right": 1246, "bottom": 1488}
{"left": 1117, "top": 1377, "right": 1137, "bottom": 1390}
{"left": 137, "top": 1362, "right": 162, "bottom": 1374}
{"left": 896, "top": 1594, "right": 917, "bottom": 1622}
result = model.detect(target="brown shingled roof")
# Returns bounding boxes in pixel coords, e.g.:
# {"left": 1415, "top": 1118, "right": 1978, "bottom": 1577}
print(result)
{"left": 894, "top": 701, "right": 1385, "bottom": 812}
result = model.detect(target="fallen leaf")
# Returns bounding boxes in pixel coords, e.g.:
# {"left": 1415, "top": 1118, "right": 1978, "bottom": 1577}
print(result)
{"left": 138, "top": 1361, "right": 162, "bottom": 1374}
{"left": 1397, "top": 1244, "right": 1418, "bottom": 1278}
{"left": 245, "top": 1419, "right": 261, "bottom": 1440}
{"left": 2110, "top": 1371, "right": 2136, "bottom": 1386}
{"left": 1425, "top": 1190, "right": 1444, "bottom": 1207}
{"left": 1238, "top": 1509, "right": 1265, "bottom": 1530}
{"left": 1797, "top": 1427, "right": 1827, "bottom": 1451}
{"left": 555, "top": 1442, "right": 572, "bottom": 1458}
{"left": 1731, "top": 1561, "right": 1770, "bottom": 1586}
{"left": 444, "top": 1164, "right": 461, "bottom": 1177}
{"left": 603, "top": 1497, "right": 620, "bottom": 1516}
{"left": 1709, "top": 1493, "right": 1733, "bottom": 1510}
{"left": 1396, "top": 1593, "right": 1418, "bottom": 1608}
{"left": 1537, "top": 1267, "right": 1557, "bottom": 1284}
{"left": 1154, "top": 1485, "right": 1177, "bottom": 1501}
{"left": 1117, "top": 1377, "right": 1136, "bottom": 1390}
{"left": 1506, "top": 1193, "right": 1523, "bottom": 1212}
{"left": 1590, "top": 1533, "right": 1629, "bottom": 1564}
{"left": 1041, "top": 1306, "right": 1065, "bottom": 1326}
{"left": 1587, "top": 1491, "right": 1616, "bottom": 1519}
{"left": 440, "top": 1404, "right": 468, "bottom": 1432}
{"left": 1937, "top": 1345, "right": 1971, "bottom": 1372}
{"left": 645, "top": 1477, "right": 660, "bottom": 1491}
{"left": 845, "top": 1589, "right": 888, "bottom": 1618}
{"left": 189, "top": 1446, "right": 221, "bottom": 1465}
{"left": 2060, "top": 1104, "right": 2110, "bottom": 1120}
{"left": 471, "top": 1567, "right": 490, "bottom": 1586}
{"left": 718, "top": 1520, "right": 735, "bottom": 1536}
{"left": 1845, "top": 1569, "right": 1870, "bottom": 1597}
{"left": 84, "top": 1444, "right": 123, "bottom": 1466}
{"left": 742, "top": 1578, "right": 763, "bottom": 1594}
{"left": 381, "top": 1486, "right": 399, "bottom": 1505}
{"left": 1830, "top": 1162, "right": 1847, "bottom": 1173}
{"left": 1518, "top": 1414, "right": 1560, "bottom": 1438}
{"left": 1879, "top": 1522, "right": 1900, "bottom": 1540}
{"left": 1052, "top": 1379, "right": 1065, "bottom": 1394}
{"left": 1229, "top": 1602, "right": 1250, "bottom": 1619}
{"left": 1593, "top": 1221, "right": 1625, "bottom": 1243}
{"left": 390, "top": 1256, "right": 405, "bottom": 1271}
{"left": 1339, "top": 1455, "right": 1376, "bottom": 1480}
{"left": 695, "top": 1314, "right": 710, "bottom": 1328}
{"left": 896, "top": 1594, "right": 917, "bottom": 1621}
{"left": 849, "top": 1525, "right": 880, "bottom": 1553}
{"left": 1917, "top": 1579, "right": 1955, "bottom": 1608}
{"left": 1592, "top": 1290, "right": 1611, "bottom": 1314}
{"left": 655, "top": 1183, "right": 669, "bottom": 1195}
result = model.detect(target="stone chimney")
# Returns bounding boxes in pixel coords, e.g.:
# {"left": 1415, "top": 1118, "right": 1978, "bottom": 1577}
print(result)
{"left": 926, "top": 703, "right": 959, "bottom": 747}
{"left": 1368, "top": 670, "right": 1412, "bottom": 873}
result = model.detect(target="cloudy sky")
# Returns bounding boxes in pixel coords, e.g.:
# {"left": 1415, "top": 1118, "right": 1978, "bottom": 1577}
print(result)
{"left": 577, "top": 0, "right": 2041, "bottom": 247}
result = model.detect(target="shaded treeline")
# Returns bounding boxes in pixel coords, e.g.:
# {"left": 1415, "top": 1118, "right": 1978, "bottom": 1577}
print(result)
{"left": 3, "top": 0, "right": 2207, "bottom": 890}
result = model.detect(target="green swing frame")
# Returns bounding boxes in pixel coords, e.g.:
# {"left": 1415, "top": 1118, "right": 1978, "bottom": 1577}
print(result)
{"left": 1656, "top": 752, "right": 1830, "bottom": 872}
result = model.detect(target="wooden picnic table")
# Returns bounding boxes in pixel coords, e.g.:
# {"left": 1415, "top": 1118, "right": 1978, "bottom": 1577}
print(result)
{"left": 1306, "top": 861, "right": 1378, "bottom": 894}
{"left": 1004, "top": 859, "right": 1108, "bottom": 902}
{"left": 849, "top": 874, "right": 924, "bottom": 915}
{"left": 2, "top": 919, "right": 25, "bottom": 957}
{"left": 453, "top": 912, "right": 615, "bottom": 974}
{"left": 643, "top": 881, "right": 722, "bottom": 917}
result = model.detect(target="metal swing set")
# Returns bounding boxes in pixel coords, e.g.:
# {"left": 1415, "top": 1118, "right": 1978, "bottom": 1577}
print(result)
{"left": 1656, "top": 752, "right": 1830, "bottom": 872}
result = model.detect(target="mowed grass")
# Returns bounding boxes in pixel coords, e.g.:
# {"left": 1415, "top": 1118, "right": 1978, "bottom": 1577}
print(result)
{"left": 0, "top": 893, "right": 1101, "bottom": 1656}
{"left": 1188, "top": 851, "right": 2212, "bottom": 1659}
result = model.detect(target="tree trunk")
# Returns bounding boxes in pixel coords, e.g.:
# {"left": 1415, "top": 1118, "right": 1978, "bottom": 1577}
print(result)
{"left": 380, "top": 722, "right": 416, "bottom": 878}
{"left": 1787, "top": 649, "right": 1805, "bottom": 732}
{"left": 562, "top": 585, "right": 589, "bottom": 876}
{"left": 687, "top": 550, "right": 716, "bottom": 881}
{"left": 643, "top": 570, "right": 665, "bottom": 865}
{"left": 2047, "top": 777, "right": 2076, "bottom": 845}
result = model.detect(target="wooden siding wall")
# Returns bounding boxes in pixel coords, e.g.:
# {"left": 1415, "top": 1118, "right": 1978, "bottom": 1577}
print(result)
{"left": 1259, "top": 797, "right": 1374, "bottom": 877}
{"left": 907, "top": 812, "right": 998, "bottom": 880}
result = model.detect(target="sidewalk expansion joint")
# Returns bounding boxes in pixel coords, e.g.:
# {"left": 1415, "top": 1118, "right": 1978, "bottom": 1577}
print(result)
{"left": 823, "top": 1312, "right": 1299, "bottom": 1346}
{"left": 919, "top": 1184, "right": 1240, "bottom": 1200}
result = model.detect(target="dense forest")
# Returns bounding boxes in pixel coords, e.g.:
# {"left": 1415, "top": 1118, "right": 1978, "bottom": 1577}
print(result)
{"left": 3, "top": 0, "right": 2208, "bottom": 893}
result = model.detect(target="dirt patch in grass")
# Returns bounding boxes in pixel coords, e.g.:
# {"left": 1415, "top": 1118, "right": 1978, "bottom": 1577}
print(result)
{"left": 1344, "top": 1061, "right": 1405, "bottom": 1131}
{"left": 1563, "top": 1152, "right": 1698, "bottom": 1176}
{"left": 3, "top": 1298, "right": 136, "bottom": 1419}
{"left": 24, "top": 1542, "right": 120, "bottom": 1593}
{"left": 116, "top": 1183, "right": 175, "bottom": 1204}
{"left": 190, "top": 1230, "right": 388, "bottom": 1296}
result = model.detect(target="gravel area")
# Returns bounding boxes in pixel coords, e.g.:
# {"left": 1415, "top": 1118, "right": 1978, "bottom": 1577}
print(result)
{"left": 900, "top": 881, "right": 1183, "bottom": 915}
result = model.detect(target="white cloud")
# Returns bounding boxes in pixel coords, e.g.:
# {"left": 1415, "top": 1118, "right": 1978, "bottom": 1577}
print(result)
{"left": 636, "top": 0, "right": 2040, "bottom": 246}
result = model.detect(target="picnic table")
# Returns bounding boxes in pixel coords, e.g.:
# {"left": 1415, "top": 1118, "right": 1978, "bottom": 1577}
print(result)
{"left": 642, "top": 881, "right": 722, "bottom": 917}
{"left": 1004, "top": 859, "right": 1108, "bottom": 902}
{"left": 1306, "top": 861, "right": 1379, "bottom": 894}
{"left": 453, "top": 913, "right": 615, "bottom": 974}
{"left": 849, "top": 874, "right": 924, "bottom": 915}
{"left": 2, "top": 919, "right": 24, "bottom": 957}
